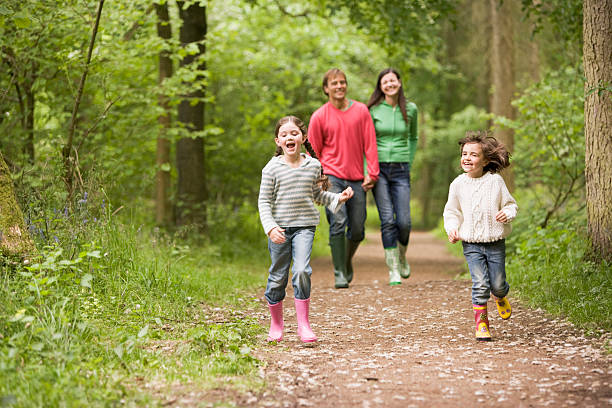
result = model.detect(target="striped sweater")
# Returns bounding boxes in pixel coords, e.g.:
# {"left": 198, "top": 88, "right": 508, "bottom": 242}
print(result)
{"left": 258, "top": 154, "right": 342, "bottom": 235}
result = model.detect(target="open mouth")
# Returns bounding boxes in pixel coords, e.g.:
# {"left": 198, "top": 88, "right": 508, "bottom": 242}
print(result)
{"left": 286, "top": 141, "right": 296, "bottom": 149}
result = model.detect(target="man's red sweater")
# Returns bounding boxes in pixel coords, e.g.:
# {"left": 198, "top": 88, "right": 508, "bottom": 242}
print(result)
{"left": 308, "top": 101, "right": 379, "bottom": 182}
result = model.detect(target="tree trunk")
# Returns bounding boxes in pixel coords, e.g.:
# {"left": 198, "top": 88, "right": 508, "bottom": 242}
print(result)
{"left": 489, "top": 0, "right": 516, "bottom": 191}
{"left": 176, "top": 1, "right": 207, "bottom": 229}
{"left": 583, "top": 0, "right": 612, "bottom": 262}
{"left": 0, "top": 151, "right": 35, "bottom": 257}
{"left": 24, "top": 72, "right": 36, "bottom": 163}
{"left": 416, "top": 110, "right": 432, "bottom": 228}
{"left": 155, "top": 2, "right": 173, "bottom": 227}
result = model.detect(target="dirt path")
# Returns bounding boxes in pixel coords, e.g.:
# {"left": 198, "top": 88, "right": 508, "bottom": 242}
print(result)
{"left": 249, "top": 231, "right": 611, "bottom": 408}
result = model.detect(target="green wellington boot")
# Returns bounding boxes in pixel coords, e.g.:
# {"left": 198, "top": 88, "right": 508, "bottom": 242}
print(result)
{"left": 345, "top": 239, "right": 360, "bottom": 284}
{"left": 384, "top": 247, "right": 402, "bottom": 286}
{"left": 398, "top": 242, "right": 411, "bottom": 279}
{"left": 329, "top": 235, "right": 349, "bottom": 289}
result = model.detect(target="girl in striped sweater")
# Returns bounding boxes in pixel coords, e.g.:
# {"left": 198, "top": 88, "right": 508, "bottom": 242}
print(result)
{"left": 258, "top": 115, "right": 353, "bottom": 343}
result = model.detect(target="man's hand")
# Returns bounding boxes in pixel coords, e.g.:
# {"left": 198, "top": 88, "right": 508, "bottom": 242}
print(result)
{"left": 361, "top": 174, "right": 376, "bottom": 192}
{"left": 268, "top": 227, "right": 286, "bottom": 244}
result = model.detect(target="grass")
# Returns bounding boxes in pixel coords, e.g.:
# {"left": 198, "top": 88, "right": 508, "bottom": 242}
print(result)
{"left": 506, "top": 225, "right": 612, "bottom": 336}
{"left": 1, "top": 202, "right": 269, "bottom": 407}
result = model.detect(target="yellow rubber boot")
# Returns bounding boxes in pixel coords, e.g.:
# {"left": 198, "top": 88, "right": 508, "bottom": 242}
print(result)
{"left": 495, "top": 296, "right": 512, "bottom": 319}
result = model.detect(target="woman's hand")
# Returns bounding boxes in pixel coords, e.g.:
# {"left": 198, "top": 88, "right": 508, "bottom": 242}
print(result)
{"left": 268, "top": 227, "right": 286, "bottom": 244}
{"left": 338, "top": 187, "right": 354, "bottom": 203}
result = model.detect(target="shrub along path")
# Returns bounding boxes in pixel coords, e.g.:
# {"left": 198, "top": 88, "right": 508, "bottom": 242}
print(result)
{"left": 248, "top": 231, "right": 611, "bottom": 407}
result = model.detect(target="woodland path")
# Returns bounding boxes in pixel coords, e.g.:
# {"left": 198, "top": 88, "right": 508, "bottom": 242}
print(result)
{"left": 245, "top": 231, "right": 611, "bottom": 408}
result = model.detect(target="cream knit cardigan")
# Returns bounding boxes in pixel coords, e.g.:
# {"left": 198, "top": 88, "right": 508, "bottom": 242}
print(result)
{"left": 443, "top": 172, "right": 518, "bottom": 243}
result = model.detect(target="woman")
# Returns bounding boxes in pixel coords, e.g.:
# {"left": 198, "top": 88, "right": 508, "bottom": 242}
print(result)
{"left": 367, "top": 68, "right": 418, "bottom": 285}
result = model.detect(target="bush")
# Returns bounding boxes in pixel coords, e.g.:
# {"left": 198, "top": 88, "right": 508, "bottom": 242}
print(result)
{"left": 506, "top": 219, "right": 611, "bottom": 334}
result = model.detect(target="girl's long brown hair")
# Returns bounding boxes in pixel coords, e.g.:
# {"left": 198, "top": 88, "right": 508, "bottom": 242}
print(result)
{"left": 459, "top": 130, "right": 511, "bottom": 173}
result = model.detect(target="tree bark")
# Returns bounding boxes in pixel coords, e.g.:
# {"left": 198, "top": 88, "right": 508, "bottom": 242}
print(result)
{"left": 155, "top": 2, "right": 173, "bottom": 227}
{"left": 0, "top": 151, "right": 35, "bottom": 257}
{"left": 24, "top": 74, "right": 35, "bottom": 163}
{"left": 416, "top": 110, "right": 432, "bottom": 228}
{"left": 489, "top": 0, "right": 516, "bottom": 191}
{"left": 176, "top": 1, "right": 207, "bottom": 229}
{"left": 583, "top": 0, "right": 612, "bottom": 262}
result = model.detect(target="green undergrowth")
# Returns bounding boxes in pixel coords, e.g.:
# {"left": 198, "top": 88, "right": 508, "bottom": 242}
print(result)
{"left": 506, "top": 223, "right": 611, "bottom": 336}
{"left": 1, "top": 200, "right": 270, "bottom": 407}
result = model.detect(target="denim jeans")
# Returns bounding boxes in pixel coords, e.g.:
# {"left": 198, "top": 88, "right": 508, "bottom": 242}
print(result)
{"left": 325, "top": 175, "right": 367, "bottom": 241}
{"left": 373, "top": 162, "right": 412, "bottom": 249}
{"left": 265, "top": 226, "right": 316, "bottom": 304}
{"left": 462, "top": 240, "right": 509, "bottom": 305}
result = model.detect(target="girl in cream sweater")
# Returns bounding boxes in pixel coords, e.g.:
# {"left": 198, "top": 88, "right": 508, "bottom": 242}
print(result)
{"left": 443, "top": 131, "right": 518, "bottom": 341}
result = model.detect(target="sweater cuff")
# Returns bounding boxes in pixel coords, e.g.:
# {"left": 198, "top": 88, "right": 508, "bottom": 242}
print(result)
{"left": 264, "top": 223, "right": 279, "bottom": 236}
{"left": 501, "top": 208, "right": 516, "bottom": 223}
{"left": 327, "top": 196, "right": 342, "bottom": 214}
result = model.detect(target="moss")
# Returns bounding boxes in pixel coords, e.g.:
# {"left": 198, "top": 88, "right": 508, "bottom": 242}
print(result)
{"left": 0, "top": 151, "right": 35, "bottom": 256}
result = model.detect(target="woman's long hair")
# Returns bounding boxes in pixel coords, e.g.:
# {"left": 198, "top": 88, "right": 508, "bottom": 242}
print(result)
{"left": 366, "top": 68, "right": 409, "bottom": 124}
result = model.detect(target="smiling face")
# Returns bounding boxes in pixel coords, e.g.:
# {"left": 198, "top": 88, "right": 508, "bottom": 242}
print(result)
{"left": 380, "top": 71, "right": 401, "bottom": 99}
{"left": 275, "top": 121, "right": 306, "bottom": 159}
{"left": 461, "top": 142, "right": 489, "bottom": 178}
{"left": 323, "top": 73, "right": 347, "bottom": 103}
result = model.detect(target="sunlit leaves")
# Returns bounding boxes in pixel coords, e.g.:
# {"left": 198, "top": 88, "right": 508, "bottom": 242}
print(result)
{"left": 499, "top": 66, "right": 585, "bottom": 227}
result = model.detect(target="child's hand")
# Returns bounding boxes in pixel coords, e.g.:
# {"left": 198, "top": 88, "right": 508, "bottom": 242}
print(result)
{"left": 495, "top": 210, "right": 508, "bottom": 223}
{"left": 448, "top": 229, "right": 460, "bottom": 244}
{"left": 338, "top": 186, "right": 354, "bottom": 203}
{"left": 268, "top": 227, "right": 286, "bottom": 244}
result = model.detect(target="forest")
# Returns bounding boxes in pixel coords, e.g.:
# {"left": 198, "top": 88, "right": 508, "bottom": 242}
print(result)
{"left": 0, "top": 0, "right": 610, "bottom": 406}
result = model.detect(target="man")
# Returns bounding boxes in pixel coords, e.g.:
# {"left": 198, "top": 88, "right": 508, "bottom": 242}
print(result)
{"left": 308, "top": 68, "right": 379, "bottom": 289}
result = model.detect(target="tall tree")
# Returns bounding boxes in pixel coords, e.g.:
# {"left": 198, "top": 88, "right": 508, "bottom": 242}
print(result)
{"left": 489, "top": 0, "right": 516, "bottom": 191}
{"left": 583, "top": 0, "right": 612, "bottom": 261}
{"left": 155, "top": 1, "right": 173, "bottom": 227}
{"left": 175, "top": 0, "right": 207, "bottom": 228}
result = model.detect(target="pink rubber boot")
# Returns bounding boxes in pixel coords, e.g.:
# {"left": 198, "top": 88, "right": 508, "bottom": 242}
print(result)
{"left": 267, "top": 301, "right": 284, "bottom": 342}
{"left": 294, "top": 298, "right": 317, "bottom": 343}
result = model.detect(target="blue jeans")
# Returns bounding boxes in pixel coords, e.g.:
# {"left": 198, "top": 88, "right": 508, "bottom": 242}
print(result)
{"left": 265, "top": 226, "right": 315, "bottom": 304}
{"left": 462, "top": 240, "right": 509, "bottom": 305}
{"left": 373, "top": 162, "right": 412, "bottom": 249}
{"left": 325, "top": 175, "right": 367, "bottom": 241}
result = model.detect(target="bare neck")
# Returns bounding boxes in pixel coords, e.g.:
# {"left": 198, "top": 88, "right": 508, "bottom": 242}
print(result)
{"left": 385, "top": 94, "right": 399, "bottom": 107}
{"left": 330, "top": 97, "right": 349, "bottom": 111}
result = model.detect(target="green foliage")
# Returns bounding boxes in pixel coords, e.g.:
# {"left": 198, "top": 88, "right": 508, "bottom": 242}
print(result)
{"left": 330, "top": 0, "right": 455, "bottom": 67}
{"left": 520, "top": 0, "right": 582, "bottom": 46}
{"left": 496, "top": 66, "right": 585, "bottom": 228}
